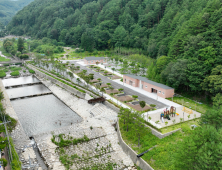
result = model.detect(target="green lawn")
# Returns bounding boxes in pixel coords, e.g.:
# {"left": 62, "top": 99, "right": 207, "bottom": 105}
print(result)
{"left": 160, "top": 119, "right": 199, "bottom": 134}
{"left": 0, "top": 56, "right": 10, "bottom": 62}
{"left": 10, "top": 71, "right": 20, "bottom": 76}
{"left": 10, "top": 67, "right": 22, "bottom": 71}
{"left": 0, "top": 43, "right": 13, "bottom": 57}
{"left": 167, "top": 97, "right": 211, "bottom": 114}
{"left": 119, "top": 119, "right": 191, "bottom": 170}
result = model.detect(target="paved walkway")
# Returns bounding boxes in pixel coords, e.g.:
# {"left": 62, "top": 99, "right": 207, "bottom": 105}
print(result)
{"left": 66, "top": 60, "right": 167, "bottom": 109}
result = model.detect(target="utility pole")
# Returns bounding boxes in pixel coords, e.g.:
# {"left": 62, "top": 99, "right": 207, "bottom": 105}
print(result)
{"left": 3, "top": 116, "right": 13, "bottom": 162}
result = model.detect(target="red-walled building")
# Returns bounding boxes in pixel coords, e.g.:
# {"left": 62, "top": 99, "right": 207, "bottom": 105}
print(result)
{"left": 84, "top": 57, "right": 107, "bottom": 65}
{"left": 123, "top": 74, "right": 174, "bottom": 98}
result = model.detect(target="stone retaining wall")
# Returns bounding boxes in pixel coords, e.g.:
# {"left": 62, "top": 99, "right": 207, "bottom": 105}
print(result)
{"left": 29, "top": 64, "right": 181, "bottom": 139}
{"left": 29, "top": 65, "right": 86, "bottom": 98}
{"left": 29, "top": 64, "right": 125, "bottom": 113}
{"left": 116, "top": 121, "right": 154, "bottom": 170}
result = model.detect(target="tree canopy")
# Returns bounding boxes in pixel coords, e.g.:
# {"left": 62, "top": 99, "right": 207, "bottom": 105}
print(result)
{"left": 5, "top": 0, "right": 222, "bottom": 98}
{"left": 7, "top": 0, "right": 221, "bottom": 58}
{"left": 0, "top": 0, "right": 34, "bottom": 25}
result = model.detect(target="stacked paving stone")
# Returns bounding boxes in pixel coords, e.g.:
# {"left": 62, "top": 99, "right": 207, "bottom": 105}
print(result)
{"left": 33, "top": 76, "right": 135, "bottom": 169}
{"left": 61, "top": 137, "right": 119, "bottom": 169}
{"left": 0, "top": 80, "right": 43, "bottom": 169}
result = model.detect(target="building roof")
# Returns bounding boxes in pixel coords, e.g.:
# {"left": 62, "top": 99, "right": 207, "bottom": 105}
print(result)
{"left": 124, "top": 74, "right": 174, "bottom": 90}
{"left": 84, "top": 57, "right": 105, "bottom": 61}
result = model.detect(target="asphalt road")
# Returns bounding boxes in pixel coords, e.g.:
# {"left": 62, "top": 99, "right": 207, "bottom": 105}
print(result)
{"left": 70, "top": 61, "right": 167, "bottom": 109}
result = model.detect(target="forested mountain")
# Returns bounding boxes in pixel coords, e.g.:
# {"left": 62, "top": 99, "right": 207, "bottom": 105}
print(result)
{"left": 0, "top": 0, "right": 34, "bottom": 25}
{"left": 7, "top": 0, "right": 222, "bottom": 98}
{"left": 8, "top": 0, "right": 222, "bottom": 57}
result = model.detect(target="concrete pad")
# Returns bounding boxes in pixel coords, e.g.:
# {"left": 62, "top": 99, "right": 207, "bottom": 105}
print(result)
{"left": 113, "top": 79, "right": 181, "bottom": 108}
{"left": 143, "top": 106, "right": 201, "bottom": 128}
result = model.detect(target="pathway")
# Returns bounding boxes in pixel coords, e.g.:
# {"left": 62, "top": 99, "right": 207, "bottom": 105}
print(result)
{"left": 64, "top": 60, "right": 167, "bottom": 109}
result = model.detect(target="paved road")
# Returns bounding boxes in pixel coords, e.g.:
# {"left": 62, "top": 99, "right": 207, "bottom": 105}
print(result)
{"left": 69, "top": 61, "right": 167, "bottom": 109}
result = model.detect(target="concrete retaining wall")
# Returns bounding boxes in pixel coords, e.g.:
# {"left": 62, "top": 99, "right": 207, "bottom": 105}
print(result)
{"left": 149, "top": 126, "right": 181, "bottom": 139}
{"left": 116, "top": 121, "right": 154, "bottom": 170}
{"left": 29, "top": 64, "right": 180, "bottom": 139}
{"left": 28, "top": 65, "right": 88, "bottom": 98}
{"left": 36, "top": 69, "right": 86, "bottom": 98}
{"left": 29, "top": 64, "right": 101, "bottom": 99}
{"left": 104, "top": 101, "right": 120, "bottom": 113}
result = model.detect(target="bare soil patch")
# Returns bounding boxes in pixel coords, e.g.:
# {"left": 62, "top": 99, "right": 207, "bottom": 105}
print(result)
{"left": 116, "top": 95, "right": 133, "bottom": 102}
{"left": 106, "top": 89, "right": 119, "bottom": 94}
{"left": 111, "top": 75, "right": 121, "bottom": 79}
{"left": 127, "top": 103, "right": 152, "bottom": 111}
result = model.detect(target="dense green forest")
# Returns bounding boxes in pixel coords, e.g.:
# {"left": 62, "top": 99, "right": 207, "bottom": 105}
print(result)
{"left": 6, "top": 0, "right": 222, "bottom": 100}
{"left": 0, "top": 0, "right": 34, "bottom": 25}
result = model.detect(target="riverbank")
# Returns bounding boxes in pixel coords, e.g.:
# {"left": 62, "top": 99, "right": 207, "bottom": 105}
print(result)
{"left": 34, "top": 75, "right": 134, "bottom": 169}
{"left": 0, "top": 79, "right": 44, "bottom": 169}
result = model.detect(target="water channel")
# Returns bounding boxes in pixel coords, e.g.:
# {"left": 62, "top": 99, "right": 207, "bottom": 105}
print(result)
{"left": 3, "top": 76, "right": 82, "bottom": 137}
{"left": 6, "top": 84, "right": 51, "bottom": 99}
{"left": 2, "top": 76, "right": 40, "bottom": 87}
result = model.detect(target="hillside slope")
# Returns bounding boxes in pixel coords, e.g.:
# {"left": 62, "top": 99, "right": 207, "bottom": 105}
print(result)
{"left": 6, "top": 0, "right": 222, "bottom": 95}
{"left": 7, "top": 0, "right": 222, "bottom": 57}
{"left": 0, "top": 0, "right": 34, "bottom": 25}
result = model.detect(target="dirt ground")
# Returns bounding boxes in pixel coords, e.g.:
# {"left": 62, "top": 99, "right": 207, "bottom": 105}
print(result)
{"left": 116, "top": 95, "right": 133, "bottom": 102}
{"left": 106, "top": 89, "right": 119, "bottom": 94}
{"left": 111, "top": 75, "right": 121, "bottom": 79}
{"left": 127, "top": 103, "right": 152, "bottom": 111}
{"left": 90, "top": 79, "right": 99, "bottom": 83}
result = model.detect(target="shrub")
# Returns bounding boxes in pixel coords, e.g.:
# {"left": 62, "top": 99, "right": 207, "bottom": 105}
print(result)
{"left": 0, "top": 71, "right": 6, "bottom": 78}
{"left": 20, "top": 54, "right": 29, "bottom": 59}
{"left": 0, "top": 158, "right": 7, "bottom": 167}
{"left": 10, "top": 71, "right": 20, "bottom": 76}
{"left": 150, "top": 104, "right": 156, "bottom": 107}
{"left": 15, "top": 63, "right": 22, "bottom": 65}
{"left": 29, "top": 69, "right": 35, "bottom": 74}
{"left": 10, "top": 67, "right": 22, "bottom": 71}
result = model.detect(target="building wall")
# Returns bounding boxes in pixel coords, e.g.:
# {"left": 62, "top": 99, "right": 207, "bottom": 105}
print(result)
{"left": 164, "top": 89, "right": 175, "bottom": 98}
{"left": 123, "top": 75, "right": 174, "bottom": 98}
{"left": 84, "top": 59, "right": 87, "bottom": 65}
{"left": 84, "top": 59, "right": 107, "bottom": 65}
{"left": 123, "top": 75, "right": 139, "bottom": 87}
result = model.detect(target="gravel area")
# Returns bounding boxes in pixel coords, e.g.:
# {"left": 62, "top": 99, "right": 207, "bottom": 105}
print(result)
{"left": 0, "top": 80, "right": 44, "bottom": 169}
{"left": 34, "top": 76, "right": 134, "bottom": 169}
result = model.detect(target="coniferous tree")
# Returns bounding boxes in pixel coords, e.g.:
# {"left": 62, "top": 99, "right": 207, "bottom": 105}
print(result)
{"left": 17, "top": 38, "right": 24, "bottom": 53}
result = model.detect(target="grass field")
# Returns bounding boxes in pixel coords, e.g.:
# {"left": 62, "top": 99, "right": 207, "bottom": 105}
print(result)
{"left": 0, "top": 56, "right": 10, "bottom": 61}
{"left": 167, "top": 97, "right": 211, "bottom": 114}
{"left": 10, "top": 67, "right": 22, "bottom": 71}
{"left": 0, "top": 42, "right": 13, "bottom": 57}
{"left": 119, "top": 119, "right": 191, "bottom": 170}
{"left": 160, "top": 119, "right": 199, "bottom": 134}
